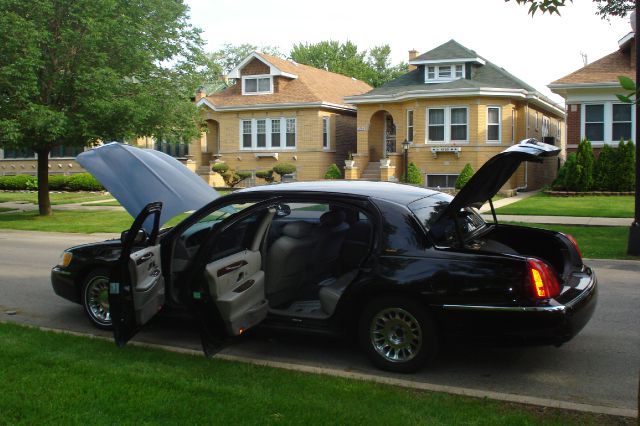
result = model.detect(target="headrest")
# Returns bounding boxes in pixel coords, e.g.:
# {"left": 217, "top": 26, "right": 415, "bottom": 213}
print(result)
{"left": 282, "top": 221, "right": 313, "bottom": 238}
{"left": 320, "top": 210, "right": 346, "bottom": 227}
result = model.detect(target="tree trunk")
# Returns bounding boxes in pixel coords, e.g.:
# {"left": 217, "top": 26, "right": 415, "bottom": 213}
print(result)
{"left": 36, "top": 148, "right": 51, "bottom": 216}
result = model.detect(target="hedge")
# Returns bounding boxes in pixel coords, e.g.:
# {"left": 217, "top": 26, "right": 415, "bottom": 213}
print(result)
{"left": 0, "top": 173, "right": 103, "bottom": 191}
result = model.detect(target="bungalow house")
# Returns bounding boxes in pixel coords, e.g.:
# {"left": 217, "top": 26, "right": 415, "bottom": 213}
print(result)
{"left": 344, "top": 40, "right": 565, "bottom": 191}
{"left": 191, "top": 52, "right": 372, "bottom": 185}
{"left": 548, "top": 32, "right": 636, "bottom": 154}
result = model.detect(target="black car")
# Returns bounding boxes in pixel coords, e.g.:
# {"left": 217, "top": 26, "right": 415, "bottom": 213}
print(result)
{"left": 51, "top": 140, "right": 597, "bottom": 372}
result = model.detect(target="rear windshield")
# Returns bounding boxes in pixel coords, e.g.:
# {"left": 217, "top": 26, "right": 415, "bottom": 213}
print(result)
{"left": 408, "top": 195, "right": 487, "bottom": 245}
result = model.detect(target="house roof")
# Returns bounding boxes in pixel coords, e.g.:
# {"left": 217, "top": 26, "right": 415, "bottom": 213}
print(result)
{"left": 346, "top": 40, "right": 562, "bottom": 117}
{"left": 201, "top": 52, "right": 372, "bottom": 112}
{"left": 549, "top": 48, "right": 634, "bottom": 87}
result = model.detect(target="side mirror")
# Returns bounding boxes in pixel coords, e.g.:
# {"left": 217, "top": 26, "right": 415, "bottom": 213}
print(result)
{"left": 121, "top": 229, "right": 148, "bottom": 245}
{"left": 275, "top": 204, "right": 291, "bottom": 218}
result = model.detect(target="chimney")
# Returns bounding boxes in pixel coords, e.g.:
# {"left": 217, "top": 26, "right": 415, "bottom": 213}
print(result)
{"left": 408, "top": 49, "right": 418, "bottom": 71}
{"left": 195, "top": 86, "right": 206, "bottom": 102}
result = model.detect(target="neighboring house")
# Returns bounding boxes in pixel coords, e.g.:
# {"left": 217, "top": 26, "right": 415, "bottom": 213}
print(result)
{"left": 344, "top": 40, "right": 565, "bottom": 191}
{"left": 192, "top": 52, "right": 372, "bottom": 185}
{"left": 549, "top": 32, "right": 635, "bottom": 154}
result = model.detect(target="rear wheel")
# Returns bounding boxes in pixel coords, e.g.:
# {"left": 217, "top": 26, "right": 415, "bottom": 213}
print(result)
{"left": 82, "top": 268, "right": 112, "bottom": 330}
{"left": 359, "top": 297, "right": 437, "bottom": 373}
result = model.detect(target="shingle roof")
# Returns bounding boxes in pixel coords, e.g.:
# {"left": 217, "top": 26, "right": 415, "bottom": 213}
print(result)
{"left": 412, "top": 39, "right": 479, "bottom": 61}
{"left": 550, "top": 49, "right": 634, "bottom": 85}
{"left": 205, "top": 52, "right": 372, "bottom": 109}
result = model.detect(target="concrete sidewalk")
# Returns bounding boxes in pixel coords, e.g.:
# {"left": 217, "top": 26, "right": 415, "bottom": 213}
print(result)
{"left": 481, "top": 214, "right": 632, "bottom": 226}
{"left": 0, "top": 200, "right": 124, "bottom": 213}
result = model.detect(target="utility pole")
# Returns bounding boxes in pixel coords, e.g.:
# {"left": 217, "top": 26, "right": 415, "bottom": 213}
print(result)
{"left": 629, "top": 3, "right": 640, "bottom": 256}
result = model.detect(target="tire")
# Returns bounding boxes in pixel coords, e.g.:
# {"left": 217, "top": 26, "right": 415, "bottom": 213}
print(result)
{"left": 82, "top": 268, "right": 113, "bottom": 330}
{"left": 358, "top": 296, "right": 438, "bottom": 373}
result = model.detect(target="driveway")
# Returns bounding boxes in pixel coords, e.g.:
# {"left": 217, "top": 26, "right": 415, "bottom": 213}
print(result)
{"left": 0, "top": 229, "right": 638, "bottom": 415}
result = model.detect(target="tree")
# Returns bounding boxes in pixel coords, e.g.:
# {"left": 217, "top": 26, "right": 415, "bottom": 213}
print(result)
{"left": 455, "top": 163, "right": 475, "bottom": 189}
{"left": 0, "top": 0, "right": 207, "bottom": 215}
{"left": 272, "top": 163, "right": 296, "bottom": 182}
{"left": 615, "top": 140, "right": 636, "bottom": 191}
{"left": 290, "top": 41, "right": 407, "bottom": 88}
{"left": 553, "top": 153, "right": 577, "bottom": 190}
{"left": 255, "top": 169, "right": 275, "bottom": 183}
{"left": 324, "top": 164, "right": 342, "bottom": 180}
{"left": 594, "top": 143, "right": 616, "bottom": 190}
{"left": 505, "top": 0, "right": 634, "bottom": 18}
{"left": 401, "top": 162, "right": 424, "bottom": 186}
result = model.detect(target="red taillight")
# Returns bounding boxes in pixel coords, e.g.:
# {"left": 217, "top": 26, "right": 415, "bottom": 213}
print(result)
{"left": 564, "top": 233, "right": 582, "bottom": 259}
{"left": 527, "top": 258, "right": 561, "bottom": 299}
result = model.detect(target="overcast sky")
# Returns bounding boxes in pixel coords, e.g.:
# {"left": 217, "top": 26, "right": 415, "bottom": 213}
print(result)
{"left": 184, "top": 0, "right": 632, "bottom": 105}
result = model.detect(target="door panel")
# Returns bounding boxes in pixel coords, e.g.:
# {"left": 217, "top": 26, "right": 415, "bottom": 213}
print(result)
{"left": 129, "top": 245, "right": 164, "bottom": 324}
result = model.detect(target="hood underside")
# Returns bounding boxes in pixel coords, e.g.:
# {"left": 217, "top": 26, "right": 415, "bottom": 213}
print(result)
{"left": 77, "top": 143, "right": 220, "bottom": 231}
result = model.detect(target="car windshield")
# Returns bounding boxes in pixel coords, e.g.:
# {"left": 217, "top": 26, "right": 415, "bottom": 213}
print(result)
{"left": 408, "top": 195, "right": 487, "bottom": 245}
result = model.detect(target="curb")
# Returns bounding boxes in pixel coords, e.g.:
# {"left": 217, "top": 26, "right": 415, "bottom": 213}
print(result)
{"left": 6, "top": 322, "right": 637, "bottom": 420}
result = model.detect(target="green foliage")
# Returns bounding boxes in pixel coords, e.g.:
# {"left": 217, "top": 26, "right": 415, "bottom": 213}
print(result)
{"left": 324, "top": 164, "right": 342, "bottom": 180}
{"left": 455, "top": 163, "right": 475, "bottom": 189}
{"left": 614, "top": 140, "right": 636, "bottom": 191}
{"left": 255, "top": 169, "right": 275, "bottom": 183}
{"left": 211, "top": 163, "right": 230, "bottom": 174}
{"left": 0, "top": 174, "right": 103, "bottom": 191}
{"left": 290, "top": 41, "right": 407, "bottom": 88}
{"left": 212, "top": 163, "right": 249, "bottom": 187}
{"left": 553, "top": 153, "right": 576, "bottom": 190}
{"left": 573, "top": 139, "right": 595, "bottom": 191}
{"left": 505, "top": 0, "right": 634, "bottom": 18}
{"left": 272, "top": 163, "right": 297, "bottom": 181}
{"left": 0, "top": 175, "right": 36, "bottom": 190}
{"left": 66, "top": 173, "right": 104, "bottom": 191}
{"left": 48, "top": 175, "right": 70, "bottom": 191}
{"left": 593, "top": 144, "right": 616, "bottom": 190}
{"left": 401, "top": 162, "right": 424, "bottom": 185}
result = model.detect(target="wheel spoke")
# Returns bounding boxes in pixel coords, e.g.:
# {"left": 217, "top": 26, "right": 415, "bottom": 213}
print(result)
{"left": 370, "top": 307, "right": 422, "bottom": 363}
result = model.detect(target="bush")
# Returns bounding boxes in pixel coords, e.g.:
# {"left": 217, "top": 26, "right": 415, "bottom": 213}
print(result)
{"left": 402, "top": 162, "right": 423, "bottom": 185}
{"left": 66, "top": 173, "right": 104, "bottom": 191}
{"left": 272, "top": 163, "right": 297, "bottom": 181}
{"left": 572, "top": 139, "right": 595, "bottom": 191}
{"left": 255, "top": 169, "right": 275, "bottom": 183}
{"left": 553, "top": 153, "right": 576, "bottom": 190}
{"left": 222, "top": 170, "right": 251, "bottom": 188}
{"left": 593, "top": 144, "right": 615, "bottom": 191}
{"left": 211, "top": 163, "right": 229, "bottom": 174}
{"left": 324, "top": 164, "right": 342, "bottom": 180}
{"left": 455, "top": 163, "right": 474, "bottom": 189}
{"left": 0, "top": 174, "right": 36, "bottom": 190}
{"left": 48, "top": 175, "right": 70, "bottom": 190}
{"left": 614, "top": 140, "right": 635, "bottom": 191}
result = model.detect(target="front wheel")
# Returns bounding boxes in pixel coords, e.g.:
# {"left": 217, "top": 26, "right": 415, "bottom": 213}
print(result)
{"left": 358, "top": 297, "right": 438, "bottom": 373}
{"left": 82, "top": 268, "right": 113, "bottom": 330}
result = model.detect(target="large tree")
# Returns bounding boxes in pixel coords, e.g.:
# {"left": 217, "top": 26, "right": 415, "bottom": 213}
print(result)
{"left": 290, "top": 41, "right": 407, "bottom": 88}
{"left": 0, "top": 0, "right": 207, "bottom": 215}
{"left": 504, "top": 0, "right": 634, "bottom": 17}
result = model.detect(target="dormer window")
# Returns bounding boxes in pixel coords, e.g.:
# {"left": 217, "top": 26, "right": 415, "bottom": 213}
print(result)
{"left": 425, "top": 64, "right": 465, "bottom": 83}
{"left": 242, "top": 75, "right": 273, "bottom": 95}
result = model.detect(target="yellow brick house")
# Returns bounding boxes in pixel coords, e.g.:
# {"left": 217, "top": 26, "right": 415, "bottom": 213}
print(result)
{"left": 344, "top": 40, "right": 565, "bottom": 191}
{"left": 191, "top": 52, "right": 371, "bottom": 185}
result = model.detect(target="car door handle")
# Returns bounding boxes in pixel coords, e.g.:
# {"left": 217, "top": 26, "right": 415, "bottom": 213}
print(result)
{"left": 136, "top": 252, "right": 154, "bottom": 265}
{"left": 217, "top": 260, "right": 248, "bottom": 277}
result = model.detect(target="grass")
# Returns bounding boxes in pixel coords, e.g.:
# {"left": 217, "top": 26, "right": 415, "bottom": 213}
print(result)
{"left": 495, "top": 193, "right": 634, "bottom": 218}
{"left": 507, "top": 222, "right": 638, "bottom": 260}
{"left": 0, "top": 191, "right": 113, "bottom": 205}
{"left": 0, "top": 207, "right": 17, "bottom": 213}
{"left": 0, "top": 322, "right": 621, "bottom": 426}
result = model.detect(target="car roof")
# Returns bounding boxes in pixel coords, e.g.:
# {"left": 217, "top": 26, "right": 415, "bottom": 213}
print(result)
{"left": 236, "top": 180, "right": 442, "bottom": 205}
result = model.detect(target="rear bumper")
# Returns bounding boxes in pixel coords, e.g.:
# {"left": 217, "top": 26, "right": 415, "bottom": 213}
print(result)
{"left": 436, "top": 269, "right": 598, "bottom": 345}
{"left": 51, "top": 267, "right": 81, "bottom": 304}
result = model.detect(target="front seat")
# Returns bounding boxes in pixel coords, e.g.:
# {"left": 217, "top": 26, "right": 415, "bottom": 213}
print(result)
{"left": 265, "top": 221, "right": 316, "bottom": 307}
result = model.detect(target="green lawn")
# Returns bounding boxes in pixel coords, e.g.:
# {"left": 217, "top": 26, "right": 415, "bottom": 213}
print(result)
{"left": 508, "top": 222, "right": 638, "bottom": 260}
{"left": 0, "top": 322, "right": 618, "bottom": 426}
{"left": 0, "top": 207, "right": 17, "bottom": 213}
{"left": 495, "top": 193, "right": 634, "bottom": 218}
{"left": 0, "top": 191, "right": 114, "bottom": 205}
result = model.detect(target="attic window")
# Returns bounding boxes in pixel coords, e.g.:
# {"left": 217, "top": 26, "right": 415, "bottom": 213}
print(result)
{"left": 425, "top": 64, "right": 465, "bottom": 83}
{"left": 242, "top": 75, "right": 273, "bottom": 95}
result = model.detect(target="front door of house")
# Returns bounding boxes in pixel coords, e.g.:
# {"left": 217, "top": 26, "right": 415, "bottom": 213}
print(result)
{"left": 384, "top": 113, "right": 396, "bottom": 157}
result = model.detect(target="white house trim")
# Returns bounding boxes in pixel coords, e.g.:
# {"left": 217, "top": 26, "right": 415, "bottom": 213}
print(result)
{"left": 409, "top": 57, "right": 485, "bottom": 66}
{"left": 197, "top": 98, "right": 355, "bottom": 113}
{"left": 227, "top": 52, "right": 298, "bottom": 80}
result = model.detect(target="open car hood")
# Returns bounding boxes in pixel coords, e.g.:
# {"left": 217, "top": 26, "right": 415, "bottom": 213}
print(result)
{"left": 440, "top": 139, "right": 560, "bottom": 218}
{"left": 77, "top": 143, "right": 220, "bottom": 231}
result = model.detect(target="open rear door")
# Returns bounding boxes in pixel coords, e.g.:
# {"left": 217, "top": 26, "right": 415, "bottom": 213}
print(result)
{"left": 109, "top": 202, "right": 165, "bottom": 347}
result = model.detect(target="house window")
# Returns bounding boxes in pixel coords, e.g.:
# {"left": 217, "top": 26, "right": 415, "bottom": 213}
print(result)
{"left": 584, "top": 104, "right": 604, "bottom": 142}
{"left": 427, "top": 174, "right": 458, "bottom": 188}
{"left": 487, "top": 107, "right": 501, "bottom": 142}
{"left": 427, "top": 107, "right": 468, "bottom": 143}
{"left": 240, "top": 118, "right": 296, "bottom": 150}
{"left": 242, "top": 75, "right": 272, "bottom": 95}
{"left": 322, "top": 117, "right": 330, "bottom": 149}
{"left": 612, "top": 104, "right": 632, "bottom": 141}
{"left": 155, "top": 142, "right": 188, "bottom": 158}
{"left": 438, "top": 67, "right": 451, "bottom": 79}
{"left": 557, "top": 121, "right": 561, "bottom": 140}
{"left": 427, "top": 66, "right": 436, "bottom": 80}
{"left": 542, "top": 116, "right": 550, "bottom": 137}
{"left": 425, "top": 64, "right": 464, "bottom": 82}
{"left": 534, "top": 111, "right": 539, "bottom": 130}
{"left": 407, "top": 110, "right": 414, "bottom": 142}
{"left": 455, "top": 65, "right": 463, "bottom": 78}
{"left": 512, "top": 109, "right": 516, "bottom": 144}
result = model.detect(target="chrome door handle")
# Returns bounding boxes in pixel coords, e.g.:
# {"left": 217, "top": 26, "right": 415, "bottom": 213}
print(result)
{"left": 136, "top": 252, "right": 154, "bottom": 265}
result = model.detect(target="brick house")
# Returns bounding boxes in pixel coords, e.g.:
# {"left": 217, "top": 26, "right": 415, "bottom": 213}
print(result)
{"left": 344, "top": 40, "right": 565, "bottom": 191}
{"left": 549, "top": 32, "right": 636, "bottom": 155}
{"left": 191, "top": 52, "right": 371, "bottom": 185}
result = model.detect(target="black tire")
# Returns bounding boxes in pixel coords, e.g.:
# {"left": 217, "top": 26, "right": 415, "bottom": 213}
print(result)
{"left": 81, "top": 268, "right": 113, "bottom": 330}
{"left": 358, "top": 296, "right": 438, "bottom": 373}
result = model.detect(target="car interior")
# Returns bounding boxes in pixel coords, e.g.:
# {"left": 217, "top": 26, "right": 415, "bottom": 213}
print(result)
{"left": 172, "top": 200, "right": 374, "bottom": 335}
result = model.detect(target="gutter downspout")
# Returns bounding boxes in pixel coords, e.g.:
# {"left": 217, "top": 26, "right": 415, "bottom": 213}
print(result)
{"left": 516, "top": 102, "right": 529, "bottom": 192}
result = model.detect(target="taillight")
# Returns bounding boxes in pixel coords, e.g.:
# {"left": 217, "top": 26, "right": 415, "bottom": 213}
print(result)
{"left": 527, "top": 258, "right": 561, "bottom": 299}
{"left": 564, "top": 233, "right": 582, "bottom": 260}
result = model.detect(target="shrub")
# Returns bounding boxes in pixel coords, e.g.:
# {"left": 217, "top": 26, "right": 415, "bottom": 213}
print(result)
{"left": 593, "top": 144, "right": 615, "bottom": 191}
{"left": 573, "top": 139, "right": 595, "bottom": 191}
{"left": 211, "top": 163, "right": 229, "bottom": 174}
{"left": 0, "top": 174, "right": 36, "bottom": 190}
{"left": 455, "top": 163, "right": 474, "bottom": 189}
{"left": 324, "top": 164, "right": 342, "bottom": 179}
{"left": 553, "top": 153, "right": 576, "bottom": 190}
{"left": 402, "top": 162, "right": 423, "bottom": 186}
{"left": 614, "top": 140, "right": 635, "bottom": 191}
{"left": 222, "top": 170, "right": 251, "bottom": 188}
{"left": 66, "top": 173, "right": 104, "bottom": 191}
{"left": 48, "top": 175, "right": 70, "bottom": 190}
{"left": 255, "top": 169, "right": 275, "bottom": 183}
{"left": 272, "top": 163, "right": 297, "bottom": 181}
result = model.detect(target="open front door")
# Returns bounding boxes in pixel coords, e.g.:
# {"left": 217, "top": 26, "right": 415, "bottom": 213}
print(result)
{"left": 109, "top": 202, "right": 165, "bottom": 347}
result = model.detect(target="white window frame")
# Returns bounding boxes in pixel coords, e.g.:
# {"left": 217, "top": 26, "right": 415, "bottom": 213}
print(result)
{"left": 541, "top": 116, "right": 550, "bottom": 138}
{"left": 406, "top": 110, "right": 414, "bottom": 142}
{"left": 582, "top": 103, "right": 605, "bottom": 143}
{"left": 322, "top": 116, "right": 330, "bottom": 150}
{"left": 239, "top": 117, "right": 296, "bottom": 150}
{"left": 424, "top": 64, "right": 465, "bottom": 83}
{"left": 556, "top": 121, "right": 561, "bottom": 140}
{"left": 534, "top": 111, "right": 539, "bottom": 130}
{"left": 612, "top": 103, "right": 633, "bottom": 142}
{"left": 486, "top": 106, "right": 501, "bottom": 143}
{"left": 241, "top": 74, "right": 273, "bottom": 95}
{"left": 426, "top": 106, "right": 469, "bottom": 144}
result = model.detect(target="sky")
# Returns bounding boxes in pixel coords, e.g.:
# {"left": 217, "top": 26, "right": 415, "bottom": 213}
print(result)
{"left": 184, "top": 0, "right": 633, "bottom": 105}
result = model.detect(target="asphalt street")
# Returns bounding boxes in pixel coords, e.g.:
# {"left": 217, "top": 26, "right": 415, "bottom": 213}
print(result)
{"left": 0, "top": 229, "right": 638, "bottom": 414}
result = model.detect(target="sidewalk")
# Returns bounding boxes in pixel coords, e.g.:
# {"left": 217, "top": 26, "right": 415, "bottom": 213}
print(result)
{"left": 481, "top": 214, "right": 631, "bottom": 226}
{"left": 0, "top": 200, "right": 124, "bottom": 213}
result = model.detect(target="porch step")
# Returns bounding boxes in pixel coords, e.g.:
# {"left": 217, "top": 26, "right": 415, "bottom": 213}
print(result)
{"left": 359, "top": 162, "right": 380, "bottom": 181}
